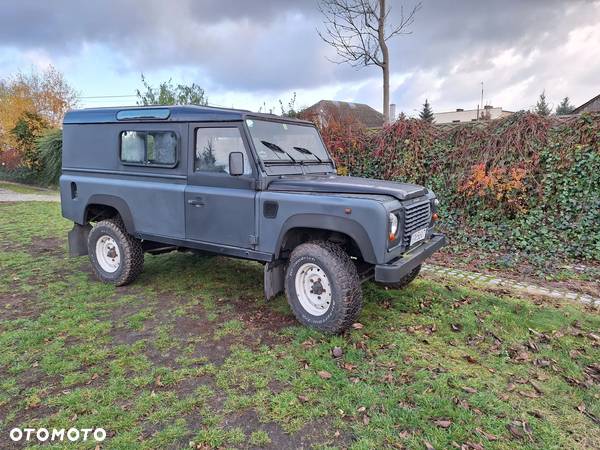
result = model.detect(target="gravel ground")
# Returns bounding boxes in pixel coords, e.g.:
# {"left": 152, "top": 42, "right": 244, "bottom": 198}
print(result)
{"left": 0, "top": 187, "right": 60, "bottom": 202}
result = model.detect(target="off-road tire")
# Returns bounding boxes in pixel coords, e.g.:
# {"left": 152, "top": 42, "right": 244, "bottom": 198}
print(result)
{"left": 381, "top": 264, "right": 421, "bottom": 289}
{"left": 285, "top": 241, "right": 362, "bottom": 334}
{"left": 88, "top": 218, "right": 144, "bottom": 286}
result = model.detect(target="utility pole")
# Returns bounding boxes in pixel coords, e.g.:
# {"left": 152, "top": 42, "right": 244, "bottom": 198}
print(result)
{"left": 479, "top": 81, "right": 484, "bottom": 120}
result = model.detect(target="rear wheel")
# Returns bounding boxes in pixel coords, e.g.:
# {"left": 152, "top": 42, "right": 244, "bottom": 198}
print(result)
{"left": 285, "top": 241, "right": 362, "bottom": 334}
{"left": 88, "top": 218, "right": 144, "bottom": 286}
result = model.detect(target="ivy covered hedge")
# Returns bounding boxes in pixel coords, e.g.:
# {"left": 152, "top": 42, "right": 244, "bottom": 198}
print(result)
{"left": 319, "top": 112, "right": 600, "bottom": 262}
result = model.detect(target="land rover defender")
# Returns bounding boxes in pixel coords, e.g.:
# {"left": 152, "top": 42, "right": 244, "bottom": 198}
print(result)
{"left": 60, "top": 105, "right": 445, "bottom": 333}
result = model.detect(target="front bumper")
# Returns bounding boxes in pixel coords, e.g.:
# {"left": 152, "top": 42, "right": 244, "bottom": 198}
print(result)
{"left": 374, "top": 233, "right": 446, "bottom": 283}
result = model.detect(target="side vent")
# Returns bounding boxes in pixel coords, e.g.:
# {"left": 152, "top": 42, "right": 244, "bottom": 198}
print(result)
{"left": 263, "top": 201, "right": 278, "bottom": 219}
{"left": 70, "top": 182, "right": 78, "bottom": 199}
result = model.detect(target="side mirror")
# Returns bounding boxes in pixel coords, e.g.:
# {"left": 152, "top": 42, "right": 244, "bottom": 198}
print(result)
{"left": 229, "top": 152, "right": 244, "bottom": 176}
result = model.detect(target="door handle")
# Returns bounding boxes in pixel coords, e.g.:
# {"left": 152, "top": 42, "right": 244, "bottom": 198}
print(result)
{"left": 188, "top": 198, "right": 205, "bottom": 207}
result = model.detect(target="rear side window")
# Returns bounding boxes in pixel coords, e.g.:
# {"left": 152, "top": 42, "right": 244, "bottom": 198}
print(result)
{"left": 120, "top": 131, "right": 177, "bottom": 166}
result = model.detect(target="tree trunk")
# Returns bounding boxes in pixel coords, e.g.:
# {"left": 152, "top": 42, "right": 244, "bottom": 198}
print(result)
{"left": 378, "top": 0, "right": 390, "bottom": 123}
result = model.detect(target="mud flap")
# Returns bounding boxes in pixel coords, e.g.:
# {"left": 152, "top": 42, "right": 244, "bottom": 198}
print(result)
{"left": 68, "top": 223, "right": 92, "bottom": 256}
{"left": 264, "top": 260, "right": 285, "bottom": 300}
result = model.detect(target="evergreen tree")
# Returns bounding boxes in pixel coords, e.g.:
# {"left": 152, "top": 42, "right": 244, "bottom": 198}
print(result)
{"left": 534, "top": 91, "right": 551, "bottom": 116}
{"left": 419, "top": 99, "right": 434, "bottom": 122}
{"left": 555, "top": 97, "right": 574, "bottom": 115}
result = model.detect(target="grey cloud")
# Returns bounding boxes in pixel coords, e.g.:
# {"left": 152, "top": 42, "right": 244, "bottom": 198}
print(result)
{"left": 1, "top": 0, "right": 598, "bottom": 110}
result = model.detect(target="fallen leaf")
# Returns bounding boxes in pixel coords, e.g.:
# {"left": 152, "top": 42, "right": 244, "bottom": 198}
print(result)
{"left": 588, "top": 333, "right": 600, "bottom": 342}
{"left": 424, "top": 440, "right": 435, "bottom": 450}
{"left": 298, "top": 395, "right": 309, "bottom": 403}
{"left": 451, "top": 323, "right": 463, "bottom": 332}
{"left": 342, "top": 362, "right": 356, "bottom": 371}
{"left": 433, "top": 419, "right": 452, "bottom": 428}
{"left": 475, "top": 428, "right": 497, "bottom": 441}
{"left": 518, "top": 390, "right": 539, "bottom": 399}
{"left": 352, "top": 322, "right": 364, "bottom": 329}
{"left": 528, "top": 410, "right": 544, "bottom": 419}
{"left": 462, "top": 386, "right": 477, "bottom": 394}
{"left": 362, "top": 415, "right": 370, "bottom": 425}
{"left": 155, "top": 375, "right": 164, "bottom": 387}
{"left": 463, "top": 355, "right": 477, "bottom": 364}
{"left": 530, "top": 381, "right": 544, "bottom": 394}
{"left": 332, "top": 346, "right": 343, "bottom": 358}
{"left": 576, "top": 402, "right": 586, "bottom": 413}
{"left": 506, "top": 420, "right": 533, "bottom": 441}
{"left": 318, "top": 370, "right": 332, "bottom": 380}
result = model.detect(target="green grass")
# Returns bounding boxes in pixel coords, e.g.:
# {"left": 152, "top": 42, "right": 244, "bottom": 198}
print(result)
{"left": 0, "top": 181, "right": 56, "bottom": 195}
{"left": 1, "top": 201, "right": 599, "bottom": 449}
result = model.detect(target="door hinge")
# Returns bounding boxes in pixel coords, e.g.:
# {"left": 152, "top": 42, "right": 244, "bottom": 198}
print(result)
{"left": 249, "top": 235, "right": 259, "bottom": 245}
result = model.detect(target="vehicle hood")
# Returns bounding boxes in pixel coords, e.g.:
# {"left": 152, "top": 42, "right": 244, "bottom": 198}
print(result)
{"left": 267, "top": 175, "right": 427, "bottom": 201}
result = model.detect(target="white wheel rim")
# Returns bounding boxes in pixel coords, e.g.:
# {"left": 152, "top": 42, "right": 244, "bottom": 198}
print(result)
{"left": 95, "top": 235, "right": 121, "bottom": 273}
{"left": 295, "top": 263, "right": 332, "bottom": 316}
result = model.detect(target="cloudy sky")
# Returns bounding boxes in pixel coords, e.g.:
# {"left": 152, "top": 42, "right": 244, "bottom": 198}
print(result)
{"left": 1, "top": 0, "right": 598, "bottom": 115}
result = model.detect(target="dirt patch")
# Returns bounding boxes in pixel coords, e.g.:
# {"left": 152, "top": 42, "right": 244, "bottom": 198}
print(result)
{"left": 0, "top": 288, "right": 43, "bottom": 321}
{"left": 26, "top": 237, "right": 65, "bottom": 258}
{"left": 221, "top": 408, "right": 345, "bottom": 449}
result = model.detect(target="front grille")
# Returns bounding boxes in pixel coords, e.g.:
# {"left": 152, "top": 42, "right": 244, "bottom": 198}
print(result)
{"left": 402, "top": 201, "right": 431, "bottom": 247}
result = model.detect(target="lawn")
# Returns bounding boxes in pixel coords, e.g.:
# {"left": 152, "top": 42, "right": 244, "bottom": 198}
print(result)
{"left": 0, "top": 201, "right": 598, "bottom": 449}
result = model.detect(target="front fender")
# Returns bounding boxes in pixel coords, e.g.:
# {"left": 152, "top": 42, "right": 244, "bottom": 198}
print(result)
{"left": 275, "top": 213, "right": 377, "bottom": 263}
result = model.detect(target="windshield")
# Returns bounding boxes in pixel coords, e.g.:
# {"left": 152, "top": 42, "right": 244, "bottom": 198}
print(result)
{"left": 245, "top": 119, "right": 331, "bottom": 163}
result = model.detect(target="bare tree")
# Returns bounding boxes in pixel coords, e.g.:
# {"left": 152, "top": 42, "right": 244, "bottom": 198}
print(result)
{"left": 317, "top": 0, "right": 421, "bottom": 123}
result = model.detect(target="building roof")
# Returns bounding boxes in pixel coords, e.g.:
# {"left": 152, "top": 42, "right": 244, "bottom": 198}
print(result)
{"left": 302, "top": 100, "right": 385, "bottom": 128}
{"left": 63, "top": 105, "right": 312, "bottom": 125}
{"left": 572, "top": 93, "right": 600, "bottom": 114}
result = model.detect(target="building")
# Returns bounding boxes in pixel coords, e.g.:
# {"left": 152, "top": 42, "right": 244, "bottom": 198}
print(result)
{"left": 572, "top": 94, "right": 600, "bottom": 114}
{"left": 433, "top": 105, "right": 513, "bottom": 124}
{"left": 301, "top": 100, "right": 385, "bottom": 128}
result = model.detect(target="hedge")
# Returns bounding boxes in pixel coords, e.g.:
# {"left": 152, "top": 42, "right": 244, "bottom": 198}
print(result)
{"left": 320, "top": 112, "right": 600, "bottom": 262}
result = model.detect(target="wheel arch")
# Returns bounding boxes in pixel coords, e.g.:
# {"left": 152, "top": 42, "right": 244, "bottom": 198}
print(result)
{"left": 275, "top": 213, "right": 377, "bottom": 263}
{"left": 83, "top": 194, "right": 136, "bottom": 234}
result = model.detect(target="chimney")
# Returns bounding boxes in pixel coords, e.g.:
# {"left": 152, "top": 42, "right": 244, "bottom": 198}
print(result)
{"left": 484, "top": 105, "right": 493, "bottom": 109}
{"left": 456, "top": 108, "right": 464, "bottom": 112}
{"left": 389, "top": 103, "right": 396, "bottom": 121}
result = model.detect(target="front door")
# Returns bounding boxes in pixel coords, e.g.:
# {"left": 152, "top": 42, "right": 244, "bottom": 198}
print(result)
{"left": 185, "top": 123, "right": 257, "bottom": 249}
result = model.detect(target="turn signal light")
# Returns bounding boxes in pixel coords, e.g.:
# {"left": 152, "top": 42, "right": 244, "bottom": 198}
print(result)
{"left": 432, "top": 213, "right": 439, "bottom": 222}
{"left": 389, "top": 232, "right": 396, "bottom": 241}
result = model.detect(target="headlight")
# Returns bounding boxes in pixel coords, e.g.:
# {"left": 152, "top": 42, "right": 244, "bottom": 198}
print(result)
{"left": 433, "top": 198, "right": 440, "bottom": 207}
{"left": 389, "top": 213, "right": 399, "bottom": 236}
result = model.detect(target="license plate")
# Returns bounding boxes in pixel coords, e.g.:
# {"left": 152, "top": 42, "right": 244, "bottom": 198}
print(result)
{"left": 409, "top": 228, "right": 427, "bottom": 246}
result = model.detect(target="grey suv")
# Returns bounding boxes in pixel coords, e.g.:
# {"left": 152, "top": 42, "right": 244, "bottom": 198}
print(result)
{"left": 60, "top": 105, "right": 445, "bottom": 333}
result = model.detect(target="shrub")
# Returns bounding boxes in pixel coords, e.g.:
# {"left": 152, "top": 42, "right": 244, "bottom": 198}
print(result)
{"left": 36, "top": 128, "right": 62, "bottom": 186}
{"left": 318, "top": 112, "right": 600, "bottom": 262}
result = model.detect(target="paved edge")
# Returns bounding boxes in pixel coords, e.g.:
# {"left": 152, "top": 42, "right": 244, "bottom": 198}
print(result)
{"left": 0, "top": 188, "right": 60, "bottom": 203}
{"left": 421, "top": 264, "right": 600, "bottom": 308}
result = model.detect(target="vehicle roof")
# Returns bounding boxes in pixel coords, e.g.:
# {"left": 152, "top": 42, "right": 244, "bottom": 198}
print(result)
{"left": 63, "top": 105, "right": 313, "bottom": 125}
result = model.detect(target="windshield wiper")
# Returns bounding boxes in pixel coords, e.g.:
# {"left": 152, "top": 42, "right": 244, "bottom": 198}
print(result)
{"left": 260, "top": 140, "right": 297, "bottom": 162}
{"left": 293, "top": 146, "right": 323, "bottom": 163}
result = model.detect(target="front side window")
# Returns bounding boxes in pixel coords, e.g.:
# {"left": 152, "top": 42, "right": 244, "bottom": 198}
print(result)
{"left": 120, "top": 131, "right": 177, "bottom": 166}
{"left": 195, "top": 127, "right": 251, "bottom": 174}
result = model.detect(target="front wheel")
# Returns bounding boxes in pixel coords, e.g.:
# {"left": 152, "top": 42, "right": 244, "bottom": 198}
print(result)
{"left": 88, "top": 218, "right": 144, "bottom": 286}
{"left": 285, "top": 241, "right": 362, "bottom": 334}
